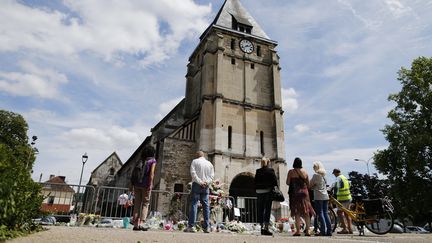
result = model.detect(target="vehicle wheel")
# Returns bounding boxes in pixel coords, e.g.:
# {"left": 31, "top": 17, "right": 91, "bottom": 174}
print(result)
{"left": 329, "top": 208, "right": 337, "bottom": 232}
{"left": 364, "top": 211, "right": 394, "bottom": 234}
{"left": 314, "top": 208, "right": 338, "bottom": 233}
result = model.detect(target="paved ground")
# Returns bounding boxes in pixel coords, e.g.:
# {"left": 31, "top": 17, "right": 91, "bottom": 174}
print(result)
{"left": 7, "top": 226, "right": 432, "bottom": 243}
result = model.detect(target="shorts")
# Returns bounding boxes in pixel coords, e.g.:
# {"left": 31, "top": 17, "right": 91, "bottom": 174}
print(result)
{"left": 337, "top": 200, "right": 352, "bottom": 211}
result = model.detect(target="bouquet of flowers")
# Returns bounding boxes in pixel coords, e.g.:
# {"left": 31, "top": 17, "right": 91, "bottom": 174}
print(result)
{"left": 209, "top": 179, "right": 224, "bottom": 208}
{"left": 78, "top": 213, "right": 101, "bottom": 226}
{"left": 186, "top": 182, "right": 193, "bottom": 193}
{"left": 167, "top": 193, "right": 185, "bottom": 223}
{"left": 278, "top": 217, "right": 289, "bottom": 223}
{"left": 226, "top": 221, "right": 248, "bottom": 233}
{"left": 176, "top": 220, "right": 187, "bottom": 231}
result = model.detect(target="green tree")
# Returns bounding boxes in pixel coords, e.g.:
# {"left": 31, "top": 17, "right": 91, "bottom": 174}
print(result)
{"left": 0, "top": 110, "right": 43, "bottom": 239}
{"left": 348, "top": 171, "right": 389, "bottom": 199}
{"left": 374, "top": 56, "right": 432, "bottom": 225}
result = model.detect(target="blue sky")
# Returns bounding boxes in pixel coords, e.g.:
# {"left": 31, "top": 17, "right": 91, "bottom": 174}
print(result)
{"left": 1, "top": 0, "right": 431, "bottom": 185}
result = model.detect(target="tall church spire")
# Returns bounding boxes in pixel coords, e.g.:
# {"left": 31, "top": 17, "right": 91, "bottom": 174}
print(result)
{"left": 201, "top": 0, "right": 272, "bottom": 41}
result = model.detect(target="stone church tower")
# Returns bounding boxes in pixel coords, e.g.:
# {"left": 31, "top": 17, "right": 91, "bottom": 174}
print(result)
{"left": 184, "top": 0, "right": 286, "bottom": 196}
{"left": 115, "top": 0, "right": 286, "bottom": 201}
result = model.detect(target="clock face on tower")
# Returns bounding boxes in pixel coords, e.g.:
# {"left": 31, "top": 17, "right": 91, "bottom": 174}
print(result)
{"left": 239, "top": 39, "right": 254, "bottom": 54}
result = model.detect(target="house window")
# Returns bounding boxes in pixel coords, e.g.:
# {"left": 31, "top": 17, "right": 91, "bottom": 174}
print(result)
{"left": 231, "top": 58, "right": 235, "bottom": 65}
{"left": 228, "top": 126, "right": 232, "bottom": 149}
{"left": 174, "top": 183, "right": 184, "bottom": 193}
{"left": 48, "top": 196, "right": 55, "bottom": 204}
{"left": 251, "top": 63, "right": 255, "bottom": 69}
{"left": 109, "top": 168, "right": 115, "bottom": 175}
{"left": 231, "top": 39, "right": 235, "bottom": 50}
{"left": 260, "top": 131, "right": 264, "bottom": 155}
{"left": 257, "top": 46, "right": 261, "bottom": 56}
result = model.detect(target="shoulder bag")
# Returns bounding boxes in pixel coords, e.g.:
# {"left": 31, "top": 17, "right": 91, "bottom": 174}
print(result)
{"left": 272, "top": 186, "right": 285, "bottom": 202}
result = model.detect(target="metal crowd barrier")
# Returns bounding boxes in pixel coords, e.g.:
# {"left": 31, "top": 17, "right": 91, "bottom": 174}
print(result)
{"left": 236, "top": 196, "right": 257, "bottom": 223}
{"left": 39, "top": 182, "right": 287, "bottom": 223}
{"left": 39, "top": 183, "right": 184, "bottom": 220}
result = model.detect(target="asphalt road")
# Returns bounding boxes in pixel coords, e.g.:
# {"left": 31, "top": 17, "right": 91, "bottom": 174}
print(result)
{"left": 7, "top": 226, "right": 432, "bottom": 243}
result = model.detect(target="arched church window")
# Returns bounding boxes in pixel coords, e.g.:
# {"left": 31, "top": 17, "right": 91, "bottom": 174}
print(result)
{"left": 260, "top": 131, "right": 264, "bottom": 155}
{"left": 257, "top": 46, "right": 261, "bottom": 56}
{"left": 228, "top": 126, "right": 232, "bottom": 149}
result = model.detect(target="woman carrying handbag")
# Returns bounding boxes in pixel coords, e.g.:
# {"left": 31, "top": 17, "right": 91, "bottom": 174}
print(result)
{"left": 254, "top": 157, "right": 278, "bottom": 236}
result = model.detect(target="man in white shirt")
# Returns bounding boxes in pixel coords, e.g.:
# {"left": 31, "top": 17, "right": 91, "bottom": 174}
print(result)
{"left": 184, "top": 151, "right": 214, "bottom": 233}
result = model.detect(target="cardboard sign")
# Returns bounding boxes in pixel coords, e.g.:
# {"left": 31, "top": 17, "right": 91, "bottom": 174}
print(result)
{"left": 234, "top": 207, "right": 240, "bottom": 217}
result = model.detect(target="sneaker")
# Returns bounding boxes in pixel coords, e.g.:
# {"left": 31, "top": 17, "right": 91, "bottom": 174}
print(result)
{"left": 203, "top": 228, "right": 210, "bottom": 233}
{"left": 183, "top": 227, "right": 196, "bottom": 233}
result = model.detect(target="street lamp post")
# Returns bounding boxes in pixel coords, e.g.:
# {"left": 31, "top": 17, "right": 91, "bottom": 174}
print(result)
{"left": 354, "top": 157, "right": 372, "bottom": 175}
{"left": 76, "top": 152, "right": 88, "bottom": 214}
{"left": 78, "top": 152, "right": 88, "bottom": 193}
{"left": 26, "top": 135, "right": 38, "bottom": 169}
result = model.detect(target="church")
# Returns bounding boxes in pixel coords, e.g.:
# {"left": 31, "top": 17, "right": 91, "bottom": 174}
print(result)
{"left": 114, "top": 0, "right": 287, "bottom": 207}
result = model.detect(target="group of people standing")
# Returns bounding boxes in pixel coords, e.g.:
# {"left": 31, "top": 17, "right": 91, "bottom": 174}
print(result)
{"left": 255, "top": 156, "right": 352, "bottom": 236}
{"left": 127, "top": 148, "right": 216, "bottom": 233}
{"left": 128, "top": 146, "right": 352, "bottom": 236}
{"left": 288, "top": 158, "right": 353, "bottom": 236}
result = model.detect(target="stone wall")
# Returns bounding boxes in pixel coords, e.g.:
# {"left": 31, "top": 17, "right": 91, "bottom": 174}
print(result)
{"left": 159, "top": 137, "right": 197, "bottom": 193}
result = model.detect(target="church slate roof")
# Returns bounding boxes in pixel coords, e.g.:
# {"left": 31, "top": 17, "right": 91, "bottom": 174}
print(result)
{"left": 201, "top": 0, "right": 272, "bottom": 41}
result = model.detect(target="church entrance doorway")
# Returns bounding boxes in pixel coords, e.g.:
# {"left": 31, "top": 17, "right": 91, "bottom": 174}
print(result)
{"left": 229, "top": 172, "right": 257, "bottom": 222}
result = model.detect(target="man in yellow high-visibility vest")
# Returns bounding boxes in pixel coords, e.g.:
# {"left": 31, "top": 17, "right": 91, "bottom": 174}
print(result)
{"left": 332, "top": 168, "right": 353, "bottom": 234}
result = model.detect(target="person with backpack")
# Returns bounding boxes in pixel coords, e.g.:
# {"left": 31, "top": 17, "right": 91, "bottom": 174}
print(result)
{"left": 130, "top": 145, "right": 157, "bottom": 231}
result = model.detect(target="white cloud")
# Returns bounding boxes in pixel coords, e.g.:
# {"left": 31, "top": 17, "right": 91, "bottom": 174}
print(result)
{"left": 336, "top": 0, "right": 382, "bottom": 30}
{"left": 23, "top": 108, "right": 149, "bottom": 151}
{"left": 281, "top": 87, "right": 298, "bottom": 113}
{"left": 0, "top": 0, "right": 212, "bottom": 66}
{"left": 155, "top": 96, "right": 184, "bottom": 120}
{"left": 63, "top": 126, "right": 140, "bottom": 150}
{"left": 384, "top": 0, "right": 412, "bottom": 18}
{"left": 294, "top": 124, "right": 309, "bottom": 133}
{"left": 23, "top": 108, "right": 152, "bottom": 184}
{"left": 0, "top": 61, "right": 68, "bottom": 99}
